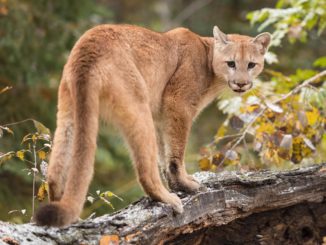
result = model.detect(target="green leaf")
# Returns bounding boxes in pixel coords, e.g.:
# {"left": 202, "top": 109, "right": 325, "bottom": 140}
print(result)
{"left": 276, "top": 0, "right": 285, "bottom": 9}
{"left": 33, "top": 120, "right": 51, "bottom": 135}
{"left": 199, "top": 157, "right": 211, "bottom": 171}
{"left": 313, "top": 56, "right": 326, "bottom": 68}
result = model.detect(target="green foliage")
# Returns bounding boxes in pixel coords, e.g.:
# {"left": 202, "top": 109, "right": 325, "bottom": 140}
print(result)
{"left": 0, "top": 119, "right": 52, "bottom": 217}
{"left": 0, "top": 0, "right": 112, "bottom": 87}
{"left": 87, "top": 190, "right": 123, "bottom": 211}
{"left": 247, "top": 0, "right": 326, "bottom": 45}
{"left": 0, "top": 118, "right": 125, "bottom": 219}
{"left": 314, "top": 56, "right": 326, "bottom": 68}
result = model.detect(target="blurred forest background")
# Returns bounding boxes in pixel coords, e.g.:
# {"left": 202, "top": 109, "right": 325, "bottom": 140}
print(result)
{"left": 0, "top": 0, "right": 325, "bottom": 223}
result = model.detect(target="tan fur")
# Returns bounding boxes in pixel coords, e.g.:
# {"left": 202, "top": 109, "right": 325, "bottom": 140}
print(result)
{"left": 35, "top": 24, "right": 270, "bottom": 227}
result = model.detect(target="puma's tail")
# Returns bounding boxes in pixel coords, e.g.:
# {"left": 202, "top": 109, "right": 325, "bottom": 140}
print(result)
{"left": 34, "top": 202, "right": 76, "bottom": 227}
{"left": 35, "top": 35, "right": 101, "bottom": 226}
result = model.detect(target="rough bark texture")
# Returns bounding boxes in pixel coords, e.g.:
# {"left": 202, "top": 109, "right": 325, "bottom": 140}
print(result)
{"left": 1, "top": 164, "right": 326, "bottom": 245}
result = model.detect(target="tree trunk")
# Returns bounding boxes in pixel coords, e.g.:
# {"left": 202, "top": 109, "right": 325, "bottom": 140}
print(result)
{"left": 1, "top": 164, "right": 326, "bottom": 245}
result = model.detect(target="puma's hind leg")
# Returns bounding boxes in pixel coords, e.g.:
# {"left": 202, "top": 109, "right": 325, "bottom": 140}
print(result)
{"left": 47, "top": 82, "right": 74, "bottom": 201}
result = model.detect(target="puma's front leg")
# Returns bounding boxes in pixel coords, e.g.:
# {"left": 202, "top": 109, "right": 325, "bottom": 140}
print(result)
{"left": 162, "top": 107, "right": 201, "bottom": 193}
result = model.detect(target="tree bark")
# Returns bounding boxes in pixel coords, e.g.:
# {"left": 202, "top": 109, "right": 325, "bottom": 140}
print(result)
{"left": 1, "top": 164, "right": 326, "bottom": 245}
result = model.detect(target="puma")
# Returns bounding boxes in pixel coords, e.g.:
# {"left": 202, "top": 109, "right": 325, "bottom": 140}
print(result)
{"left": 35, "top": 24, "right": 270, "bottom": 227}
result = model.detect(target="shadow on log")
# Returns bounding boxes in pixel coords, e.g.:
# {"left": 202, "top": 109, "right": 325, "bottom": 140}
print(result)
{"left": 1, "top": 164, "right": 326, "bottom": 244}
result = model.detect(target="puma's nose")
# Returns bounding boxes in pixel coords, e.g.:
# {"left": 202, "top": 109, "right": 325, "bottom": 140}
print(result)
{"left": 235, "top": 82, "right": 246, "bottom": 88}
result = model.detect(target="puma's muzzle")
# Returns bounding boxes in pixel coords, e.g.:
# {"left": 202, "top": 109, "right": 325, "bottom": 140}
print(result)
{"left": 228, "top": 80, "right": 253, "bottom": 93}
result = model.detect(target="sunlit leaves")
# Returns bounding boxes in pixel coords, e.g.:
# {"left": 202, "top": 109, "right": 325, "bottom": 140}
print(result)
{"left": 0, "top": 118, "right": 52, "bottom": 217}
{"left": 247, "top": 0, "right": 325, "bottom": 47}
{"left": 87, "top": 190, "right": 123, "bottom": 210}
{"left": 314, "top": 57, "right": 326, "bottom": 68}
{"left": 199, "top": 70, "right": 325, "bottom": 171}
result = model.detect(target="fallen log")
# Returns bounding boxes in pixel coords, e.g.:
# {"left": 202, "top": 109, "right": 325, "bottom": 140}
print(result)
{"left": 1, "top": 163, "right": 326, "bottom": 245}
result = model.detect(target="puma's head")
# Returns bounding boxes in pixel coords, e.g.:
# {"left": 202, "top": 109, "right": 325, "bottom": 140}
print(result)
{"left": 212, "top": 26, "right": 271, "bottom": 93}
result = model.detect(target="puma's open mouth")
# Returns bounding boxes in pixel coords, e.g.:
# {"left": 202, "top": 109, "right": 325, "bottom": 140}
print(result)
{"left": 232, "top": 89, "right": 246, "bottom": 93}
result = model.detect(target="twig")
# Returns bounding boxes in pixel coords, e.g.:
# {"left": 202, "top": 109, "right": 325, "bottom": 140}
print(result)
{"left": 3, "top": 118, "right": 34, "bottom": 127}
{"left": 274, "top": 70, "right": 326, "bottom": 104}
{"left": 207, "top": 133, "right": 243, "bottom": 147}
{"left": 32, "top": 144, "right": 37, "bottom": 220}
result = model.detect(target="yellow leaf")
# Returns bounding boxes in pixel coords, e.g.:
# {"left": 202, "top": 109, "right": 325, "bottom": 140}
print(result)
{"left": 32, "top": 134, "right": 37, "bottom": 143}
{"left": 106, "top": 191, "right": 113, "bottom": 197}
{"left": 16, "top": 150, "right": 25, "bottom": 161}
{"left": 263, "top": 149, "right": 281, "bottom": 165}
{"left": 216, "top": 125, "right": 227, "bottom": 138}
{"left": 199, "top": 157, "right": 211, "bottom": 171}
{"left": 37, "top": 182, "right": 48, "bottom": 201}
{"left": 265, "top": 109, "right": 276, "bottom": 121}
{"left": 38, "top": 150, "right": 46, "bottom": 160}
{"left": 291, "top": 136, "right": 304, "bottom": 164}
{"left": 306, "top": 107, "right": 320, "bottom": 126}
{"left": 256, "top": 122, "right": 275, "bottom": 139}
{"left": 245, "top": 104, "right": 261, "bottom": 113}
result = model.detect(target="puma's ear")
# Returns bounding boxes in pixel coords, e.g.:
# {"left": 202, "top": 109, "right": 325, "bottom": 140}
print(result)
{"left": 213, "top": 26, "right": 228, "bottom": 45}
{"left": 253, "top": 32, "right": 271, "bottom": 54}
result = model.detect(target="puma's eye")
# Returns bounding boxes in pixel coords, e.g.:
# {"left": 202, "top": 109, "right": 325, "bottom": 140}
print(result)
{"left": 227, "top": 61, "right": 236, "bottom": 68}
{"left": 248, "top": 62, "right": 256, "bottom": 69}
